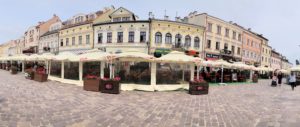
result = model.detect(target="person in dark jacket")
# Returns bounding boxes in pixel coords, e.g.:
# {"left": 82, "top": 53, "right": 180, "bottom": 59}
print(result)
{"left": 277, "top": 71, "right": 283, "bottom": 85}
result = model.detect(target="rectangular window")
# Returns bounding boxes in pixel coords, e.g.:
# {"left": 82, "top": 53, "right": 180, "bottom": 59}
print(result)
{"left": 122, "top": 17, "right": 130, "bottom": 21}
{"left": 107, "top": 32, "right": 112, "bottom": 43}
{"left": 60, "top": 39, "right": 63, "bottom": 46}
{"left": 217, "top": 25, "right": 221, "bottom": 35}
{"left": 237, "top": 47, "right": 241, "bottom": 55}
{"left": 79, "top": 36, "right": 82, "bottom": 45}
{"left": 117, "top": 32, "right": 123, "bottom": 43}
{"left": 207, "top": 23, "right": 212, "bottom": 32}
{"left": 238, "top": 34, "right": 242, "bottom": 41}
{"left": 207, "top": 40, "right": 211, "bottom": 49}
{"left": 232, "top": 46, "right": 235, "bottom": 54}
{"left": 216, "top": 42, "right": 220, "bottom": 50}
{"left": 86, "top": 35, "right": 90, "bottom": 44}
{"left": 98, "top": 33, "right": 102, "bottom": 43}
{"left": 225, "top": 28, "right": 229, "bottom": 37}
{"left": 224, "top": 43, "right": 228, "bottom": 50}
{"left": 251, "top": 41, "right": 253, "bottom": 47}
{"left": 72, "top": 37, "right": 75, "bottom": 45}
{"left": 232, "top": 31, "right": 236, "bottom": 40}
{"left": 140, "top": 31, "right": 146, "bottom": 43}
{"left": 128, "top": 31, "right": 134, "bottom": 43}
{"left": 113, "top": 17, "right": 121, "bottom": 22}
{"left": 66, "top": 38, "right": 69, "bottom": 46}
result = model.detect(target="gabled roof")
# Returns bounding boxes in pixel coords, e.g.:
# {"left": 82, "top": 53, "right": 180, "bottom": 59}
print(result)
{"left": 108, "top": 7, "right": 136, "bottom": 20}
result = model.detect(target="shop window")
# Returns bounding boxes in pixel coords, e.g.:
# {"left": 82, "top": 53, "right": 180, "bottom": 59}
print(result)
{"left": 50, "top": 61, "right": 61, "bottom": 78}
{"left": 83, "top": 62, "right": 100, "bottom": 79}
{"left": 64, "top": 62, "right": 79, "bottom": 80}
{"left": 156, "top": 63, "right": 190, "bottom": 84}
{"left": 114, "top": 62, "right": 151, "bottom": 85}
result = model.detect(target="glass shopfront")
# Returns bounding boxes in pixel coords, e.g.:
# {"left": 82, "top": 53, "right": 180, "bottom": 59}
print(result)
{"left": 115, "top": 62, "right": 151, "bottom": 85}
{"left": 64, "top": 62, "right": 79, "bottom": 80}
{"left": 50, "top": 61, "right": 61, "bottom": 78}
{"left": 83, "top": 62, "right": 101, "bottom": 79}
{"left": 156, "top": 63, "right": 190, "bottom": 85}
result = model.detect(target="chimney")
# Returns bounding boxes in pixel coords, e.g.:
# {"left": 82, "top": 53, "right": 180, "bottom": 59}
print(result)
{"left": 53, "top": 14, "right": 57, "bottom": 17}
{"left": 229, "top": 21, "right": 233, "bottom": 24}
{"left": 248, "top": 28, "right": 251, "bottom": 31}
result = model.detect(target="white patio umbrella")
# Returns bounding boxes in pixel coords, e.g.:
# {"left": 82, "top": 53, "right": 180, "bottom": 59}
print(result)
{"left": 115, "top": 51, "right": 155, "bottom": 62}
{"left": 52, "top": 52, "right": 78, "bottom": 61}
{"left": 212, "top": 59, "right": 233, "bottom": 84}
{"left": 290, "top": 65, "right": 300, "bottom": 72}
{"left": 26, "top": 54, "right": 40, "bottom": 61}
{"left": 156, "top": 51, "right": 195, "bottom": 64}
{"left": 78, "top": 51, "right": 112, "bottom": 62}
{"left": 232, "top": 62, "right": 251, "bottom": 70}
{"left": 36, "top": 53, "right": 55, "bottom": 61}
{"left": 11, "top": 54, "right": 28, "bottom": 61}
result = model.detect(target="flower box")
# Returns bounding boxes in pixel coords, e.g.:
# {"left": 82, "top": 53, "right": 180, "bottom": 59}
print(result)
{"left": 34, "top": 72, "right": 48, "bottom": 82}
{"left": 25, "top": 69, "right": 35, "bottom": 80}
{"left": 83, "top": 78, "right": 101, "bottom": 92}
{"left": 100, "top": 77, "right": 120, "bottom": 94}
{"left": 189, "top": 80, "right": 209, "bottom": 95}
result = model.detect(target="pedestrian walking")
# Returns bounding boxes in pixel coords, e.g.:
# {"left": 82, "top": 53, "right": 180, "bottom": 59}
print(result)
{"left": 271, "top": 73, "right": 278, "bottom": 87}
{"left": 278, "top": 71, "right": 283, "bottom": 86}
{"left": 289, "top": 72, "right": 296, "bottom": 90}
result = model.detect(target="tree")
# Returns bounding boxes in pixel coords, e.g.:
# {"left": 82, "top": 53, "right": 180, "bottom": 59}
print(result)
{"left": 296, "top": 60, "right": 300, "bottom": 65}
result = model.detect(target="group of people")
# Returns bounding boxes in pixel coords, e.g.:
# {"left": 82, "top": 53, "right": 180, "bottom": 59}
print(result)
{"left": 272, "top": 71, "right": 297, "bottom": 90}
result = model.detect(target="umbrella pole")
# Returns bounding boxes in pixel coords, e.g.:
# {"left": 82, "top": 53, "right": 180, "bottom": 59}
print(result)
{"left": 221, "top": 65, "right": 224, "bottom": 83}
{"left": 197, "top": 65, "right": 200, "bottom": 80}
{"left": 182, "top": 65, "right": 185, "bottom": 81}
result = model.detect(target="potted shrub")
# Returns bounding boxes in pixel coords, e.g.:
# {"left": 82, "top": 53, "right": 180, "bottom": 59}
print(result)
{"left": 252, "top": 74, "right": 258, "bottom": 83}
{"left": 83, "top": 74, "right": 101, "bottom": 92}
{"left": 100, "top": 77, "right": 121, "bottom": 94}
{"left": 11, "top": 66, "right": 18, "bottom": 74}
{"left": 34, "top": 67, "right": 48, "bottom": 82}
{"left": 189, "top": 78, "right": 209, "bottom": 95}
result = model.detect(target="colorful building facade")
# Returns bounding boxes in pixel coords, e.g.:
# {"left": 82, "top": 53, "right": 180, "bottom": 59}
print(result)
{"left": 186, "top": 13, "right": 243, "bottom": 61}
{"left": 93, "top": 7, "right": 150, "bottom": 53}
{"left": 241, "top": 30, "right": 262, "bottom": 66}
{"left": 150, "top": 19, "right": 205, "bottom": 57}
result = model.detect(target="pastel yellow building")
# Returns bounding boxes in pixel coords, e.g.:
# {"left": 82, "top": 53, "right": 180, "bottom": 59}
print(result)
{"left": 59, "top": 10, "right": 109, "bottom": 52}
{"left": 93, "top": 7, "right": 149, "bottom": 53}
{"left": 150, "top": 19, "right": 205, "bottom": 56}
{"left": 260, "top": 36, "right": 271, "bottom": 67}
{"left": 186, "top": 13, "right": 243, "bottom": 61}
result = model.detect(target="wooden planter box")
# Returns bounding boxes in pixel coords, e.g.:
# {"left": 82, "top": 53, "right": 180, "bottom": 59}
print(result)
{"left": 34, "top": 73, "right": 48, "bottom": 82}
{"left": 189, "top": 81, "right": 209, "bottom": 95}
{"left": 25, "top": 70, "right": 34, "bottom": 80}
{"left": 83, "top": 79, "right": 101, "bottom": 92}
{"left": 100, "top": 79, "right": 120, "bottom": 94}
{"left": 252, "top": 74, "right": 258, "bottom": 83}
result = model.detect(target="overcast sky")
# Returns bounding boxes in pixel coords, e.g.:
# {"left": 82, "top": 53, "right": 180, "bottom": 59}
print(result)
{"left": 0, "top": 0, "right": 299, "bottom": 64}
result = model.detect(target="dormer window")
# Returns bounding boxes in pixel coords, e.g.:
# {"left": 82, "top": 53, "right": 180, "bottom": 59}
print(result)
{"left": 122, "top": 17, "right": 130, "bottom": 21}
{"left": 113, "top": 17, "right": 121, "bottom": 22}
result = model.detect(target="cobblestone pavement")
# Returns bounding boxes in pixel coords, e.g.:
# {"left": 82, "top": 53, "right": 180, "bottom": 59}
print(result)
{"left": 0, "top": 70, "right": 300, "bottom": 127}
